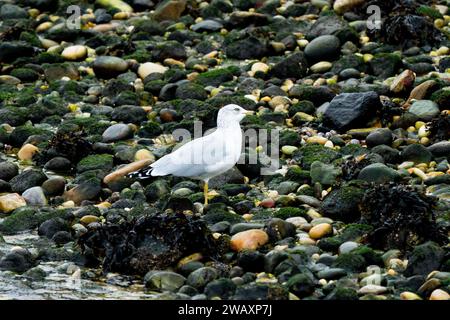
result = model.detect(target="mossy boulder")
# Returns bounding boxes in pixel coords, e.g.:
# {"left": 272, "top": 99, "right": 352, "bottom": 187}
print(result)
{"left": 203, "top": 203, "right": 244, "bottom": 225}
{"left": 0, "top": 207, "right": 62, "bottom": 235}
{"left": 274, "top": 207, "right": 307, "bottom": 220}
{"left": 10, "top": 68, "right": 39, "bottom": 82}
{"left": 9, "top": 125, "right": 51, "bottom": 147}
{"left": 369, "top": 53, "right": 402, "bottom": 78}
{"left": 76, "top": 154, "right": 114, "bottom": 173}
{"left": 293, "top": 144, "right": 340, "bottom": 170}
{"left": 195, "top": 67, "right": 235, "bottom": 87}
{"left": 321, "top": 184, "right": 365, "bottom": 222}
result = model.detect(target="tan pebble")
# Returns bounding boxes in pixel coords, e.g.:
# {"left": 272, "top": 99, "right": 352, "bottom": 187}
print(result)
{"left": 0, "top": 193, "right": 27, "bottom": 213}
{"left": 61, "top": 45, "right": 87, "bottom": 61}
{"left": 309, "top": 223, "right": 332, "bottom": 239}
{"left": 242, "top": 213, "right": 253, "bottom": 221}
{"left": 164, "top": 58, "right": 185, "bottom": 68}
{"left": 177, "top": 253, "right": 202, "bottom": 268}
{"left": 251, "top": 62, "right": 269, "bottom": 74}
{"left": 80, "top": 215, "right": 99, "bottom": 225}
{"left": 306, "top": 136, "right": 328, "bottom": 145}
{"left": 400, "top": 292, "right": 422, "bottom": 300}
{"left": 134, "top": 149, "right": 155, "bottom": 161}
{"left": 358, "top": 284, "right": 387, "bottom": 295}
{"left": 113, "top": 11, "right": 130, "bottom": 19}
{"left": 310, "top": 61, "right": 332, "bottom": 73}
{"left": 18, "top": 143, "right": 39, "bottom": 160}
{"left": 230, "top": 229, "right": 269, "bottom": 252}
{"left": 430, "top": 289, "right": 450, "bottom": 300}
{"left": 36, "top": 21, "right": 53, "bottom": 32}
{"left": 137, "top": 62, "right": 168, "bottom": 79}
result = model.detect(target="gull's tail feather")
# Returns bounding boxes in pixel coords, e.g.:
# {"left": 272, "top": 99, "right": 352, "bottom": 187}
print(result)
{"left": 127, "top": 166, "right": 154, "bottom": 179}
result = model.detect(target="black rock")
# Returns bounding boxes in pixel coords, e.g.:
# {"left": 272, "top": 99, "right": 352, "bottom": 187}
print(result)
{"left": 0, "top": 162, "right": 19, "bottom": 181}
{"left": 225, "top": 36, "right": 267, "bottom": 59}
{"left": 0, "top": 4, "right": 28, "bottom": 19}
{"left": 401, "top": 144, "right": 433, "bottom": 164}
{"left": 366, "top": 128, "right": 393, "bottom": 148}
{"left": 111, "top": 105, "right": 148, "bottom": 124}
{"left": 304, "top": 35, "right": 341, "bottom": 62}
{"left": 0, "top": 249, "right": 34, "bottom": 273}
{"left": 51, "top": 231, "right": 73, "bottom": 245}
{"left": 44, "top": 157, "right": 72, "bottom": 172}
{"left": 204, "top": 278, "right": 236, "bottom": 299}
{"left": 286, "top": 273, "right": 316, "bottom": 298}
{"left": 10, "top": 169, "right": 47, "bottom": 193}
{"left": 0, "top": 41, "right": 35, "bottom": 63}
{"left": 323, "top": 91, "right": 381, "bottom": 131}
{"left": 404, "top": 242, "right": 445, "bottom": 276}
{"left": 237, "top": 250, "right": 265, "bottom": 272}
{"left": 38, "top": 218, "right": 69, "bottom": 239}
{"left": 321, "top": 185, "right": 365, "bottom": 223}
{"left": 270, "top": 52, "right": 308, "bottom": 79}
{"left": 265, "top": 218, "right": 296, "bottom": 242}
{"left": 232, "top": 283, "right": 288, "bottom": 300}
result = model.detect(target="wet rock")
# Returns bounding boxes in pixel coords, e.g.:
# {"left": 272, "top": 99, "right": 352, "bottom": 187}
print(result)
{"left": 366, "top": 128, "right": 393, "bottom": 148}
{"left": 226, "top": 36, "right": 267, "bottom": 59}
{"left": 230, "top": 229, "right": 269, "bottom": 252}
{"left": 266, "top": 218, "right": 296, "bottom": 241}
{"left": 357, "top": 163, "right": 400, "bottom": 184}
{"left": 286, "top": 273, "right": 315, "bottom": 298}
{"left": 427, "top": 141, "right": 450, "bottom": 158}
{"left": 408, "top": 100, "right": 440, "bottom": 121}
{"left": 42, "top": 177, "right": 66, "bottom": 196}
{"left": 153, "top": 0, "right": 186, "bottom": 21}
{"left": 305, "top": 35, "right": 340, "bottom": 62}
{"left": 204, "top": 278, "right": 236, "bottom": 299}
{"left": 51, "top": 231, "right": 73, "bottom": 245}
{"left": 309, "top": 223, "right": 333, "bottom": 239}
{"left": 63, "top": 180, "right": 102, "bottom": 204}
{"left": 102, "top": 124, "right": 134, "bottom": 142}
{"left": 0, "top": 4, "right": 28, "bottom": 19}
{"left": 61, "top": 45, "right": 87, "bottom": 61}
{"left": 138, "top": 62, "right": 168, "bottom": 79}
{"left": 270, "top": 52, "right": 308, "bottom": 79}
{"left": 22, "top": 187, "right": 47, "bottom": 206}
{"left": 310, "top": 161, "right": 341, "bottom": 186}
{"left": 0, "top": 249, "right": 34, "bottom": 273}
{"left": 10, "top": 169, "right": 47, "bottom": 194}
{"left": 321, "top": 184, "right": 365, "bottom": 223}
{"left": 111, "top": 106, "right": 147, "bottom": 124}
{"left": 0, "top": 162, "right": 19, "bottom": 181}
{"left": 323, "top": 91, "right": 381, "bottom": 131}
{"left": 38, "top": 218, "right": 69, "bottom": 239}
{"left": 0, "top": 193, "right": 27, "bottom": 213}
{"left": 187, "top": 267, "right": 218, "bottom": 289}
{"left": 145, "top": 271, "right": 186, "bottom": 292}
{"left": 192, "top": 20, "right": 223, "bottom": 32}
{"left": 93, "top": 56, "right": 129, "bottom": 79}
{"left": 44, "top": 157, "right": 72, "bottom": 172}
{"left": 404, "top": 242, "right": 445, "bottom": 277}
{"left": 401, "top": 144, "right": 432, "bottom": 164}
{"left": 0, "top": 41, "right": 35, "bottom": 63}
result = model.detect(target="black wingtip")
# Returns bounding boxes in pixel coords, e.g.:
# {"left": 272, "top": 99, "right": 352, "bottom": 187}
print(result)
{"left": 126, "top": 166, "right": 154, "bottom": 179}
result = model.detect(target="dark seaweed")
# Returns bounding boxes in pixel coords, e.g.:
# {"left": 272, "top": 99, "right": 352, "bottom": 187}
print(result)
{"left": 78, "top": 212, "right": 226, "bottom": 275}
{"left": 360, "top": 183, "right": 447, "bottom": 251}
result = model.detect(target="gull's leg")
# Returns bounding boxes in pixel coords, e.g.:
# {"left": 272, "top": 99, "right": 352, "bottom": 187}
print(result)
{"left": 203, "top": 181, "right": 209, "bottom": 206}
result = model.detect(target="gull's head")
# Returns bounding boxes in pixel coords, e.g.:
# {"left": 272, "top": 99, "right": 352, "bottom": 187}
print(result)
{"left": 217, "top": 104, "right": 252, "bottom": 126}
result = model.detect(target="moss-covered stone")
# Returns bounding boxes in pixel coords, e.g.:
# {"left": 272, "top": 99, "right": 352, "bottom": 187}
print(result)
{"left": 203, "top": 203, "right": 244, "bottom": 225}
{"left": 195, "top": 67, "right": 235, "bottom": 87}
{"left": 9, "top": 125, "right": 52, "bottom": 147}
{"left": 76, "top": 154, "right": 113, "bottom": 173}
{"left": 321, "top": 184, "right": 366, "bottom": 222}
{"left": 293, "top": 144, "right": 340, "bottom": 170}
{"left": 0, "top": 207, "right": 63, "bottom": 235}
{"left": 285, "top": 165, "right": 310, "bottom": 184}
{"left": 10, "top": 68, "right": 39, "bottom": 82}
{"left": 274, "top": 207, "right": 307, "bottom": 220}
{"left": 430, "top": 89, "right": 450, "bottom": 110}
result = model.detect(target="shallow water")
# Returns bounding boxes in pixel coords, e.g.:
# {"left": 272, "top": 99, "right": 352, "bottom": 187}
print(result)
{"left": 0, "top": 232, "right": 163, "bottom": 300}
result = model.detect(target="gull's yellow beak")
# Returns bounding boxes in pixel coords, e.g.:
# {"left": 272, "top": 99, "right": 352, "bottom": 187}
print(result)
{"left": 245, "top": 110, "right": 255, "bottom": 116}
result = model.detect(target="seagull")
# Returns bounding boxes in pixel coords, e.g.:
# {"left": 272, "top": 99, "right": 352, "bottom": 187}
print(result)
{"left": 127, "top": 104, "right": 253, "bottom": 206}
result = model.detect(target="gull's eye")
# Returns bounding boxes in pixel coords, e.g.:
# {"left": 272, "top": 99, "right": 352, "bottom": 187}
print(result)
{"left": 234, "top": 107, "right": 240, "bottom": 112}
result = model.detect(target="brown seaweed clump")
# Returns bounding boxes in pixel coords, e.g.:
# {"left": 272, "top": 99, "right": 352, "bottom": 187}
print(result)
{"left": 78, "top": 212, "right": 226, "bottom": 275}
{"left": 427, "top": 114, "right": 450, "bottom": 142}
{"left": 360, "top": 183, "right": 447, "bottom": 251}
{"left": 34, "top": 130, "right": 92, "bottom": 166}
